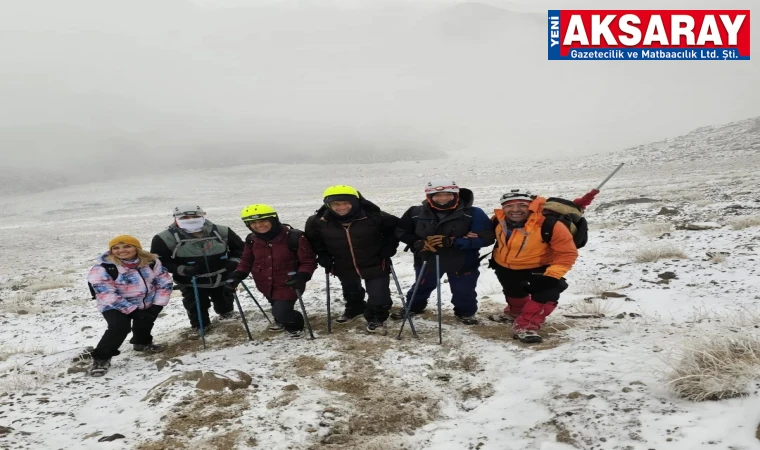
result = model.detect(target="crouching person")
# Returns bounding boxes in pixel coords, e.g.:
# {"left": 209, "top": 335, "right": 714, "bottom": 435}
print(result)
{"left": 488, "top": 190, "right": 578, "bottom": 343}
{"left": 87, "top": 235, "right": 173, "bottom": 377}
{"left": 224, "top": 204, "right": 317, "bottom": 338}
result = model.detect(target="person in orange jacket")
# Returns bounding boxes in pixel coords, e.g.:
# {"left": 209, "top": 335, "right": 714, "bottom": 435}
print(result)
{"left": 487, "top": 190, "right": 579, "bottom": 343}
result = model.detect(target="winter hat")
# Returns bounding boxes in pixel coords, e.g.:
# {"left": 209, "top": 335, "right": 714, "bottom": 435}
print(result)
{"left": 108, "top": 235, "right": 142, "bottom": 250}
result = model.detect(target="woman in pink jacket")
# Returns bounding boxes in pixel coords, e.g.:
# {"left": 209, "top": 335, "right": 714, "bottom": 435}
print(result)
{"left": 87, "top": 235, "right": 174, "bottom": 377}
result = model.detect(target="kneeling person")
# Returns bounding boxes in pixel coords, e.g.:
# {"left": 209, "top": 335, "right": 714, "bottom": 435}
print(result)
{"left": 225, "top": 204, "right": 317, "bottom": 338}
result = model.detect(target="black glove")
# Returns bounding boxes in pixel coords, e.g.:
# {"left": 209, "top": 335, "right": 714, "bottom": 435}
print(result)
{"left": 222, "top": 279, "right": 239, "bottom": 293}
{"left": 177, "top": 265, "right": 200, "bottom": 276}
{"left": 317, "top": 253, "right": 333, "bottom": 271}
{"left": 528, "top": 275, "right": 559, "bottom": 293}
{"left": 143, "top": 304, "right": 163, "bottom": 321}
{"left": 285, "top": 272, "right": 311, "bottom": 291}
{"left": 381, "top": 244, "right": 398, "bottom": 258}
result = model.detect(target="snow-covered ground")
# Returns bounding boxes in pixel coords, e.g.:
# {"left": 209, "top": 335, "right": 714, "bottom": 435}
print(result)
{"left": 1, "top": 117, "right": 760, "bottom": 450}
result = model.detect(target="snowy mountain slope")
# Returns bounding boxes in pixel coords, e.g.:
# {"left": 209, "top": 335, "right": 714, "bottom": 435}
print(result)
{"left": 1, "top": 119, "right": 760, "bottom": 450}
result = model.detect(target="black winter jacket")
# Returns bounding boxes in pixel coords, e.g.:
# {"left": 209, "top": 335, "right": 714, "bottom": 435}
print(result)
{"left": 304, "top": 194, "right": 400, "bottom": 280}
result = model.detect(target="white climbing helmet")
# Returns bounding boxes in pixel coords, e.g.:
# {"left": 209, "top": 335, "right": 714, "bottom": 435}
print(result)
{"left": 425, "top": 179, "right": 459, "bottom": 195}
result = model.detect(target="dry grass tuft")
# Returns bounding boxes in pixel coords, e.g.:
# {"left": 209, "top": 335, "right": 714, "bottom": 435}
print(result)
{"left": 729, "top": 216, "right": 760, "bottom": 230}
{"left": 662, "top": 334, "right": 760, "bottom": 402}
{"left": 633, "top": 243, "right": 688, "bottom": 263}
{"left": 565, "top": 298, "right": 619, "bottom": 317}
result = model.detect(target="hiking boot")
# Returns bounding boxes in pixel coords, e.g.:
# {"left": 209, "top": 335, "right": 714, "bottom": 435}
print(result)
{"left": 268, "top": 322, "right": 285, "bottom": 332}
{"left": 335, "top": 311, "right": 363, "bottom": 324}
{"left": 488, "top": 313, "right": 516, "bottom": 324}
{"left": 390, "top": 309, "right": 418, "bottom": 321}
{"left": 513, "top": 330, "right": 543, "bottom": 344}
{"left": 456, "top": 315, "right": 479, "bottom": 325}
{"left": 73, "top": 346, "right": 95, "bottom": 362}
{"left": 133, "top": 344, "right": 165, "bottom": 353}
{"left": 218, "top": 311, "right": 236, "bottom": 321}
{"left": 287, "top": 329, "right": 304, "bottom": 339}
{"left": 366, "top": 322, "right": 387, "bottom": 335}
{"left": 89, "top": 359, "right": 111, "bottom": 377}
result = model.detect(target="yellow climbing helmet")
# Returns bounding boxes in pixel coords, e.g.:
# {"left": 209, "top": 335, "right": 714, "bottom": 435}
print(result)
{"left": 322, "top": 185, "right": 359, "bottom": 202}
{"left": 240, "top": 204, "right": 278, "bottom": 223}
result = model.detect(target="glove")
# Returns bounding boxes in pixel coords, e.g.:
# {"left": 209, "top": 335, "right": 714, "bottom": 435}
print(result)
{"left": 222, "top": 279, "right": 240, "bottom": 293}
{"left": 381, "top": 244, "right": 398, "bottom": 258}
{"left": 427, "top": 235, "right": 454, "bottom": 248}
{"left": 412, "top": 240, "right": 437, "bottom": 253}
{"left": 143, "top": 304, "right": 163, "bottom": 321}
{"left": 177, "top": 265, "right": 200, "bottom": 277}
{"left": 317, "top": 253, "right": 333, "bottom": 271}
{"left": 528, "top": 275, "right": 560, "bottom": 292}
{"left": 285, "top": 272, "right": 311, "bottom": 291}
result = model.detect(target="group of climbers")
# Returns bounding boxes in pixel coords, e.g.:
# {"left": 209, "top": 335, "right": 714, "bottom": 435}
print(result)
{"left": 86, "top": 181, "right": 595, "bottom": 375}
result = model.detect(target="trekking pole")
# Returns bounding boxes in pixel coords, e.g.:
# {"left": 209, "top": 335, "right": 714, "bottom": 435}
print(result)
{"left": 325, "top": 269, "right": 332, "bottom": 335}
{"left": 191, "top": 276, "right": 206, "bottom": 349}
{"left": 240, "top": 280, "right": 273, "bottom": 324}
{"left": 396, "top": 259, "right": 428, "bottom": 340}
{"left": 232, "top": 292, "right": 254, "bottom": 341}
{"left": 596, "top": 163, "right": 624, "bottom": 190}
{"left": 435, "top": 255, "right": 442, "bottom": 345}
{"left": 289, "top": 272, "right": 315, "bottom": 340}
{"left": 389, "top": 262, "right": 418, "bottom": 338}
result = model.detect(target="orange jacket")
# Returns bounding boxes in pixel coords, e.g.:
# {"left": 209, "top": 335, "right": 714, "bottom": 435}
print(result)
{"left": 491, "top": 196, "right": 578, "bottom": 279}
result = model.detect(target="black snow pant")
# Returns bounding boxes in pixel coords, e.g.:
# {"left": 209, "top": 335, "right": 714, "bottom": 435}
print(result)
{"left": 269, "top": 299, "right": 304, "bottom": 332}
{"left": 91, "top": 309, "right": 158, "bottom": 360}
{"left": 492, "top": 264, "right": 568, "bottom": 303}
{"left": 180, "top": 285, "right": 234, "bottom": 328}
{"left": 338, "top": 273, "right": 392, "bottom": 323}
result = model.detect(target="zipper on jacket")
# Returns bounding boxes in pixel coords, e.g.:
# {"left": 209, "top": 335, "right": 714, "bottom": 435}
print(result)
{"left": 343, "top": 221, "right": 363, "bottom": 277}
{"left": 514, "top": 230, "right": 529, "bottom": 258}
{"left": 136, "top": 269, "right": 149, "bottom": 310}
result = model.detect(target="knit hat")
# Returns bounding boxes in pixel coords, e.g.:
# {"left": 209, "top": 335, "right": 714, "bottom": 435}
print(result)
{"left": 108, "top": 235, "right": 142, "bottom": 250}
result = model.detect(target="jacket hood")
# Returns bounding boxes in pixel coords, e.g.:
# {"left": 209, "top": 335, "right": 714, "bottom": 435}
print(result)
{"left": 422, "top": 187, "right": 474, "bottom": 210}
{"left": 96, "top": 252, "right": 112, "bottom": 264}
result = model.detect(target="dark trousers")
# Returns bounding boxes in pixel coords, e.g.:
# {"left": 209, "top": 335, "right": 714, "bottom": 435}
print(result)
{"left": 91, "top": 309, "right": 157, "bottom": 360}
{"left": 492, "top": 264, "right": 568, "bottom": 304}
{"left": 180, "top": 286, "right": 234, "bottom": 328}
{"left": 339, "top": 273, "right": 392, "bottom": 323}
{"left": 406, "top": 265, "right": 480, "bottom": 317}
{"left": 270, "top": 299, "right": 304, "bottom": 332}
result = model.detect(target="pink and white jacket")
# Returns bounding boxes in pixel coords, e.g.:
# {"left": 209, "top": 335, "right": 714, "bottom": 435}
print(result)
{"left": 88, "top": 253, "right": 173, "bottom": 314}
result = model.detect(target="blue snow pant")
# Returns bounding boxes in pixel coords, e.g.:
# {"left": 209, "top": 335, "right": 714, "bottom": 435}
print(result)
{"left": 405, "top": 264, "right": 480, "bottom": 317}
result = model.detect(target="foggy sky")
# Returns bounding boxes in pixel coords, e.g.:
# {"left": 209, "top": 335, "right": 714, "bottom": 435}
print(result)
{"left": 0, "top": 0, "right": 758, "bottom": 190}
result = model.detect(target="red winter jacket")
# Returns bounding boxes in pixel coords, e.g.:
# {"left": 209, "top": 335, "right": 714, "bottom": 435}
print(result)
{"left": 236, "top": 227, "right": 317, "bottom": 301}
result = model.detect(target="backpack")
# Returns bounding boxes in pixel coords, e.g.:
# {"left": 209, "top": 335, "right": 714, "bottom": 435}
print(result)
{"left": 540, "top": 197, "right": 588, "bottom": 249}
{"left": 284, "top": 225, "right": 304, "bottom": 253}
{"left": 88, "top": 261, "right": 156, "bottom": 300}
